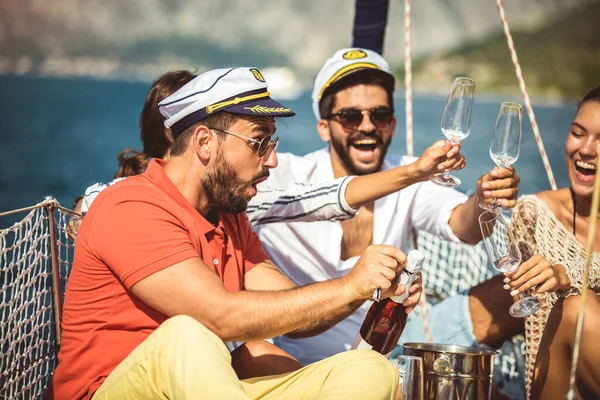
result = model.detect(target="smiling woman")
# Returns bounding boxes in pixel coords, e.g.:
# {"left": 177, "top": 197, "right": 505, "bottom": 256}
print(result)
{"left": 567, "top": 99, "right": 600, "bottom": 196}
{"left": 504, "top": 86, "right": 600, "bottom": 399}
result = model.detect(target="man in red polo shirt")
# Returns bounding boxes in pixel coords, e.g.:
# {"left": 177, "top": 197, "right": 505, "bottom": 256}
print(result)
{"left": 52, "top": 67, "right": 421, "bottom": 400}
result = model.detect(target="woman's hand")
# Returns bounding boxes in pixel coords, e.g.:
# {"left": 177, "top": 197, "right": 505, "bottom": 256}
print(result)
{"left": 504, "top": 255, "right": 571, "bottom": 295}
{"left": 476, "top": 166, "right": 520, "bottom": 209}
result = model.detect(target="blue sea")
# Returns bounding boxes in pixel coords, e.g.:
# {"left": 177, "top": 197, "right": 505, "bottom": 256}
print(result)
{"left": 0, "top": 75, "right": 576, "bottom": 228}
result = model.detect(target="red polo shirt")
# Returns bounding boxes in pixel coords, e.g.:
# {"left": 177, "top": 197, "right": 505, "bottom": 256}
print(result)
{"left": 51, "top": 159, "right": 268, "bottom": 400}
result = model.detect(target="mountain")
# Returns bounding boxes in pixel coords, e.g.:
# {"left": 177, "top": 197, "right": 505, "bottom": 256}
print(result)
{"left": 407, "top": 0, "right": 600, "bottom": 99}
{"left": 0, "top": 0, "right": 595, "bottom": 97}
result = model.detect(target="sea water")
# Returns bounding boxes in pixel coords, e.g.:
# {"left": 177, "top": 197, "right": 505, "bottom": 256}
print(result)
{"left": 0, "top": 75, "right": 576, "bottom": 227}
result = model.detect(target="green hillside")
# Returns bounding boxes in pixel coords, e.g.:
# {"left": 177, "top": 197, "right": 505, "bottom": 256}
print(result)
{"left": 407, "top": 1, "right": 600, "bottom": 99}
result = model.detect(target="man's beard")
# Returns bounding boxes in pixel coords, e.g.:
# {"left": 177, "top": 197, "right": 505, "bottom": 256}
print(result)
{"left": 201, "top": 149, "right": 269, "bottom": 214}
{"left": 330, "top": 129, "right": 391, "bottom": 175}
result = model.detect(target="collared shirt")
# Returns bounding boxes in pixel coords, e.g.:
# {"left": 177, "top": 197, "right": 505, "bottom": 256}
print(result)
{"left": 254, "top": 148, "right": 468, "bottom": 365}
{"left": 53, "top": 159, "right": 267, "bottom": 400}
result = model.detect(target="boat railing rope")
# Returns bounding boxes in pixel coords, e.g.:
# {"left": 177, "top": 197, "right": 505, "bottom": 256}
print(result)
{"left": 495, "top": 0, "right": 557, "bottom": 190}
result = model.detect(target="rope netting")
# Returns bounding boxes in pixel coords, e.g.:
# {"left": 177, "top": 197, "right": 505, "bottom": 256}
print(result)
{"left": 54, "top": 206, "right": 79, "bottom": 299}
{"left": 0, "top": 200, "right": 80, "bottom": 399}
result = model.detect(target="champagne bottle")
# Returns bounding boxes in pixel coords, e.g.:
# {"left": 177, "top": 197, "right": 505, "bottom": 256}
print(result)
{"left": 351, "top": 249, "right": 424, "bottom": 358}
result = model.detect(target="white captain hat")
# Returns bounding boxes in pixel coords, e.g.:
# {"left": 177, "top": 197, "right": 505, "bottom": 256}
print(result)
{"left": 159, "top": 67, "right": 296, "bottom": 138}
{"left": 311, "top": 48, "right": 395, "bottom": 120}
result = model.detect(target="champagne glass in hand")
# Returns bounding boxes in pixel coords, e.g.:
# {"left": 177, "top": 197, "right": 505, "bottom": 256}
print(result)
{"left": 481, "top": 102, "right": 523, "bottom": 211}
{"left": 431, "top": 77, "right": 476, "bottom": 188}
{"left": 479, "top": 211, "right": 541, "bottom": 318}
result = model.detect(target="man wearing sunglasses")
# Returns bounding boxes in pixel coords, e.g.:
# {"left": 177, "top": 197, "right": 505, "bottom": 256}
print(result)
{"left": 52, "top": 66, "right": 421, "bottom": 400}
{"left": 253, "top": 48, "right": 521, "bottom": 366}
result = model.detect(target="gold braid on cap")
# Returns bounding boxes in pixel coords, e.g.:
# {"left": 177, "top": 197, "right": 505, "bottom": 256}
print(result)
{"left": 318, "top": 62, "right": 380, "bottom": 100}
{"left": 206, "top": 91, "right": 271, "bottom": 114}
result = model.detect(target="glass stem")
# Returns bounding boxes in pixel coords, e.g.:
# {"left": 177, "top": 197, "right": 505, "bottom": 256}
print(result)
{"left": 440, "top": 140, "right": 458, "bottom": 178}
{"left": 519, "top": 289, "right": 534, "bottom": 300}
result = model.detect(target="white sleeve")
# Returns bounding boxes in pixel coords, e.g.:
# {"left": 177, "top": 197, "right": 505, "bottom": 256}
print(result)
{"left": 81, "top": 178, "right": 125, "bottom": 214}
{"left": 247, "top": 176, "right": 357, "bottom": 225}
{"left": 409, "top": 181, "right": 468, "bottom": 243}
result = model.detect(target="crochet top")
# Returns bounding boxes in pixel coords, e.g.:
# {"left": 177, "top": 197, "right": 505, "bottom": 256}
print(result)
{"left": 510, "top": 195, "right": 600, "bottom": 397}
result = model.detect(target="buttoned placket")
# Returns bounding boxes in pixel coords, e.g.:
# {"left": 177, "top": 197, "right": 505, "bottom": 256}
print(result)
{"left": 210, "top": 226, "right": 229, "bottom": 279}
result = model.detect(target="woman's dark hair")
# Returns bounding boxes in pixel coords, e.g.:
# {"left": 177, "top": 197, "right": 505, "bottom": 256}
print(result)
{"left": 579, "top": 86, "right": 600, "bottom": 110}
{"left": 72, "top": 194, "right": 84, "bottom": 210}
{"left": 114, "top": 149, "right": 150, "bottom": 179}
{"left": 114, "top": 70, "right": 197, "bottom": 178}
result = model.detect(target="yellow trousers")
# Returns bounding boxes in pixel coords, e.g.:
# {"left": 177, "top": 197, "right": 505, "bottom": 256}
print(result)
{"left": 93, "top": 315, "right": 397, "bottom": 400}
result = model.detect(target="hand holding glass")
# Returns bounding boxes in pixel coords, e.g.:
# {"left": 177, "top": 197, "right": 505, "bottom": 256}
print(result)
{"left": 431, "top": 77, "right": 476, "bottom": 188}
{"left": 478, "top": 211, "right": 541, "bottom": 318}
{"left": 481, "top": 102, "right": 523, "bottom": 211}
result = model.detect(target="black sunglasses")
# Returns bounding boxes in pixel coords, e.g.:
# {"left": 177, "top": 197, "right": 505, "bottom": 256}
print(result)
{"left": 209, "top": 127, "right": 279, "bottom": 157}
{"left": 326, "top": 107, "right": 394, "bottom": 132}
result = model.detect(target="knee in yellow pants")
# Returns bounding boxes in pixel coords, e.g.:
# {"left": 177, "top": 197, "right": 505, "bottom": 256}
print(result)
{"left": 93, "top": 315, "right": 250, "bottom": 400}
{"left": 242, "top": 349, "right": 398, "bottom": 400}
{"left": 94, "top": 316, "right": 397, "bottom": 400}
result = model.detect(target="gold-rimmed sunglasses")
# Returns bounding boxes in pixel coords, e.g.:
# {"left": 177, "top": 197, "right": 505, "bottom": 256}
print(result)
{"left": 209, "top": 127, "right": 280, "bottom": 157}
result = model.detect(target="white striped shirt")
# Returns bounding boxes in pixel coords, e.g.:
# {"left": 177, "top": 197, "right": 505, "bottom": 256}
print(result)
{"left": 81, "top": 170, "right": 357, "bottom": 223}
{"left": 255, "top": 149, "right": 468, "bottom": 365}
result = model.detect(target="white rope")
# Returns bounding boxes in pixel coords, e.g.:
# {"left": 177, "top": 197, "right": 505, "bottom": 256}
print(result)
{"left": 495, "top": 0, "right": 557, "bottom": 190}
{"left": 0, "top": 201, "right": 80, "bottom": 399}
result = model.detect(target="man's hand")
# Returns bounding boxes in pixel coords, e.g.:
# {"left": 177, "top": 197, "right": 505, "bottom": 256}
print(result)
{"left": 397, "top": 272, "right": 423, "bottom": 314}
{"left": 505, "top": 255, "right": 571, "bottom": 294}
{"left": 476, "top": 166, "right": 520, "bottom": 209}
{"left": 412, "top": 140, "right": 466, "bottom": 181}
{"left": 343, "top": 245, "right": 407, "bottom": 300}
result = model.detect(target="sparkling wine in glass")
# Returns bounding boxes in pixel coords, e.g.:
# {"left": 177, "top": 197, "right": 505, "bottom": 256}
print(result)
{"left": 481, "top": 102, "right": 523, "bottom": 211}
{"left": 478, "top": 210, "right": 541, "bottom": 318}
{"left": 396, "top": 355, "right": 424, "bottom": 400}
{"left": 430, "top": 77, "right": 476, "bottom": 188}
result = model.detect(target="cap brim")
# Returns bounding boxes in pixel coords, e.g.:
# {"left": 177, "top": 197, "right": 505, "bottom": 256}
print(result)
{"left": 224, "top": 98, "right": 296, "bottom": 118}
{"left": 323, "top": 68, "right": 395, "bottom": 99}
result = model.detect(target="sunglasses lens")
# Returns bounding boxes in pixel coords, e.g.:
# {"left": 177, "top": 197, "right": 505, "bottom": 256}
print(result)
{"left": 257, "top": 137, "right": 269, "bottom": 156}
{"left": 258, "top": 136, "right": 279, "bottom": 157}
{"left": 338, "top": 110, "right": 364, "bottom": 130}
{"left": 371, "top": 108, "right": 394, "bottom": 128}
{"left": 334, "top": 108, "right": 393, "bottom": 131}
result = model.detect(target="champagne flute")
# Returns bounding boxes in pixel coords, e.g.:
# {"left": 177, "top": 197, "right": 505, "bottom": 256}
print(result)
{"left": 481, "top": 102, "right": 523, "bottom": 211}
{"left": 396, "top": 355, "right": 424, "bottom": 400}
{"left": 478, "top": 211, "right": 541, "bottom": 318}
{"left": 430, "top": 77, "right": 476, "bottom": 188}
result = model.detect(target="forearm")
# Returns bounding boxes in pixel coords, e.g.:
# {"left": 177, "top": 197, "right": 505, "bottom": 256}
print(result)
{"left": 216, "top": 278, "right": 359, "bottom": 342}
{"left": 448, "top": 193, "right": 485, "bottom": 244}
{"left": 285, "top": 298, "right": 365, "bottom": 338}
{"left": 345, "top": 163, "right": 423, "bottom": 209}
{"left": 249, "top": 177, "right": 356, "bottom": 225}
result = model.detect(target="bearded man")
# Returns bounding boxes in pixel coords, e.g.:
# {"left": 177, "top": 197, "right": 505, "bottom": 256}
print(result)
{"left": 51, "top": 67, "right": 422, "bottom": 400}
{"left": 254, "top": 48, "right": 522, "bottom": 366}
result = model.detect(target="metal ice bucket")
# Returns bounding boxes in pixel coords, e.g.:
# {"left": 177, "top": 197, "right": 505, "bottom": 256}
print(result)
{"left": 402, "top": 343, "right": 497, "bottom": 400}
